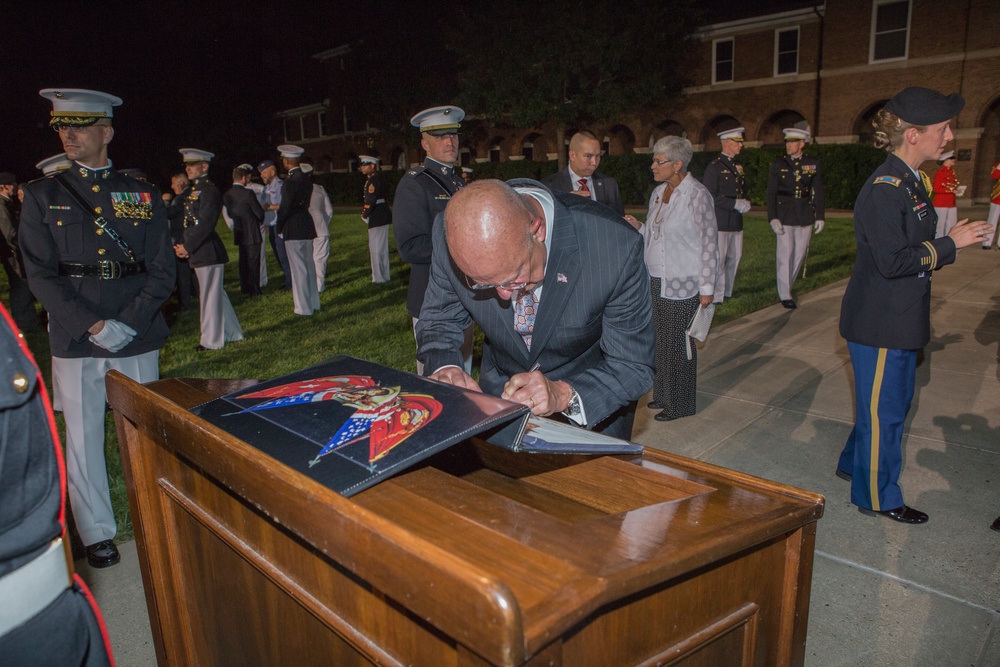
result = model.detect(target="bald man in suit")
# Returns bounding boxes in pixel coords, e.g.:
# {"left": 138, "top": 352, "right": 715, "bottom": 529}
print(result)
{"left": 417, "top": 179, "right": 653, "bottom": 439}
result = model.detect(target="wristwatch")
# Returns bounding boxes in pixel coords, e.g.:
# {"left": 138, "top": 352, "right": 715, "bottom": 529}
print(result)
{"left": 563, "top": 388, "right": 582, "bottom": 417}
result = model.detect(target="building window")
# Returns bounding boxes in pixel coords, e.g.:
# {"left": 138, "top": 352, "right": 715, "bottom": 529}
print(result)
{"left": 460, "top": 147, "right": 471, "bottom": 166}
{"left": 522, "top": 142, "right": 534, "bottom": 161}
{"left": 318, "top": 111, "right": 327, "bottom": 137}
{"left": 870, "top": 0, "right": 910, "bottom": 63}
{"left": 281, "top": 118, "right": 289, "bottom": 142}
{"left": 489, "top": 145, "right": 501, "bottom": 162}
{"left": 713, "top": 38, "right": 734, "bottom": 84}
{"left": 775, "top": 27, "right": 798, "bottom": 75}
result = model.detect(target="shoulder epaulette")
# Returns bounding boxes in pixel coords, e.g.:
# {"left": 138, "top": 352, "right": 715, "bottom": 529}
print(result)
{"left": 407, "top": 166, "right": 425, "bottom": 177}
{"left": 873, "top": 176, "right": 901, "bottom": 187}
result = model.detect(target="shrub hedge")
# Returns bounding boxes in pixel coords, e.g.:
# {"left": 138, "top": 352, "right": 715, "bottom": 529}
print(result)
{"left": 313, "top": 143, "right": 886, "bottom": 211}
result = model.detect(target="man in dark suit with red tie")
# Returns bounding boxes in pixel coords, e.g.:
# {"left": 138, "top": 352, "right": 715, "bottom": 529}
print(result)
{"left": 543, "top": 130, "right": 625, "bottom": 218}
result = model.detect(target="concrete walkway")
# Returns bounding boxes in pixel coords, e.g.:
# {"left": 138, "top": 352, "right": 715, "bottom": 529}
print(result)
{"left": 79, "top": 238, "right": 1000, "bottom": 666}
{"left": 631, "top": 241, "right": 1000, "bottom": 666}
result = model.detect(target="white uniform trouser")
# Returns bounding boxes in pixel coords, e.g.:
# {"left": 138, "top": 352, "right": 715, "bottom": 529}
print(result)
{"left": 776, "top": 225, "right": 813, "bottom": 301}
{"left": 983, "top": 203, "right": 1000, "bottom": 248}
{"left": 285, "top": 239, "right": 320, "bottom": 315}
{"left": 195, "top": 264, "right": 243, "bottom": 349}
{"left": 259, "top": 228, "right": 268, "bottom": 287}
{"left": 369, "top": 226, "right": 390, "bottom": 283}
{"left": 413, "top": 317, "right": 473, "bottom": 376}
{"left": 714, "top": 231, "right": 743, "bottom": 302}
{"left": 313, "top": 235, "right": 330, "bottom": 292}
{"left": 53, "top": 351, "right": 159, "bottom": 546}
{"left": 934, "top": 206, "right": 958, "bottom": 239}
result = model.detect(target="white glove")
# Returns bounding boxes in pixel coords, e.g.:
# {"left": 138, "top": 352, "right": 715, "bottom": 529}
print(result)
{"left": 814, "top": 219, "right": 825, "bottom": 234}
{"left": 89, "top": 319, "right": 137, "bottom": 353}
{"left": 734, "top": 199, "right": 751, "bottom": 214}
{"left": 770, "top": 219, "right": 784, "bottom": 236}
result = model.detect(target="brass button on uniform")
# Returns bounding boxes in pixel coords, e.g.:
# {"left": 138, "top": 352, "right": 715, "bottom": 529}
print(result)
{"left": 92, "top": 185, "right": 100, "bottom": 193}
{"left": 94, "top": 206, "right": 103, "bottom": 214}
{"left": 96, "top": 229, "right": 104, "bottom": 235}
{"left": 98, "top": 248, "right": 106, "bottom": 255}
{"left": 56, "top": 220, "right": 63, "bottom": 226}
{"left": 12, "top": 373, "right": 28, "bottom": 394}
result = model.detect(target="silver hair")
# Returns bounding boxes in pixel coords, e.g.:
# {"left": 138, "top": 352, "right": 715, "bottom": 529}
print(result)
{"left": 651, "top": 136, "right": 693, "bottom": 171}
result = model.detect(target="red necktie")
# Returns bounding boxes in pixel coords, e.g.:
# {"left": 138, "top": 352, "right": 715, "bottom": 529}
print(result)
{"left": 578, "top": 178, "right": 590, "bottom": 195}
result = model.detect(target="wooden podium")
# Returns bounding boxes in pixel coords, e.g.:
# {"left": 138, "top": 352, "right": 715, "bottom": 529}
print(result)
{"left": 107, "top": 373, "right": 823, "bottom": 667}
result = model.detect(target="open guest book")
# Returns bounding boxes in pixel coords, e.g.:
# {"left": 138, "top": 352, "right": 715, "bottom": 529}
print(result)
{"left": 191, "top": 355, "right": 642, "bottom": 497}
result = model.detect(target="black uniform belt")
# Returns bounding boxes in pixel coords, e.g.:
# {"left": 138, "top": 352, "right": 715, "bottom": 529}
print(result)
{"left": 777, "top": 191, "right": 810, "bottom": 199}
{"left": 58, "top": 260, "right": 147, "bottom": 279}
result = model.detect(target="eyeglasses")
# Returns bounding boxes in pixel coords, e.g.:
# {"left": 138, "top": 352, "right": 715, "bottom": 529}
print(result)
{"left": 464, "top": 236, "right": 537, "bottom": 291}
{"left": 464, "top": 276, "right": 532, "bottom": 291}
{"left": 652, "top": 159, "right": 678, "bottom": 166}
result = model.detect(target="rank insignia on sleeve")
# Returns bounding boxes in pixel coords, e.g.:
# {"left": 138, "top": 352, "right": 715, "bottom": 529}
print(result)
{"left": 874, "top": 176, "right": 901, "bottom": 187}
{"left": 368, "top": 184, "right": 375, "bottom": 193}
{"left": 110, "top": 192, "right": 153, "bottom": 219}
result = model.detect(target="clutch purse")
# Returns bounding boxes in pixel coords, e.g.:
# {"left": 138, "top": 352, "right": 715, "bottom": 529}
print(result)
{"left": 685, "top": 303, "right": 715, "bottom": 360}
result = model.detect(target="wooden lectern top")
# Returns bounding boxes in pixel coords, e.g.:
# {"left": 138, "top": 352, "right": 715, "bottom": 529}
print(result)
{"left": 107, "top": 374, "right": 824, "bottom": 667}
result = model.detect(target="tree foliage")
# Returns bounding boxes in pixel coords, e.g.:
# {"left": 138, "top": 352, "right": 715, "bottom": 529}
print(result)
{"left": 452, "top": 0, "right": 702, "bottom": 128}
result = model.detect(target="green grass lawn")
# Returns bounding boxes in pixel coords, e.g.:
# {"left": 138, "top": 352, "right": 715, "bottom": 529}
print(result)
{"left": 7, "top": 209, "right": 856, "bottom": 541}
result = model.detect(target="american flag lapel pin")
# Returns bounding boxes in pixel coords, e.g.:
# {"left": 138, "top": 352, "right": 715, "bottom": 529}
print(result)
{"left": 557, "top": 273, "right": 567, "bottom": 283}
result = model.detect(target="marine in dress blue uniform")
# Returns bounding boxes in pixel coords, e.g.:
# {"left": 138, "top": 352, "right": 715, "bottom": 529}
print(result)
{"left": 19, "top": 89, "right": 175, "bottom": 567}
{"left": 276, "top": 144, "right": 320, "bottom": 316}
{"left": 701, "top": 127, "right": 750, "bottom": 303}
{"left": 176, "top": 148, "right": 243, "bottom": 350}
{"left": 766, "top": 125, "right": 825, "bottom": 308}
{"left": 359, "top": 155, "right": 391, "bottom": 283}
{"left": 393, "top": 105, "right": 473, "bottom": 373}
{"left": 837, "top": 87, "right": 987, "bottom": 524}
{"left": 0, "top": 303, "right": 113, "bottom": 665}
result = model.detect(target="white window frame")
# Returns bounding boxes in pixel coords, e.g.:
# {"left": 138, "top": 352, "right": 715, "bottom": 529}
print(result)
{"left": 712, "top": 37, "right": 734, "bottom": 84}
{"left": 774, "top": 26, "right": 799, "bottom": 76}
{"left": 869, "top": 0, "right": 911, "bottom": 64}
{"left": 317, "top": 110, "right": 327, "bottom": 137}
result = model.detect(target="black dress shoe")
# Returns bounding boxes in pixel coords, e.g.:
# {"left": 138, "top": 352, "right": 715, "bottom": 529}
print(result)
{"left": 835, "top": 468, "right": 852, "bottom": 482}
{"left": 858, "top": 505, "right": 928, "bottom": 524}
{"left": 86, "top": 540, "right": 121, "bottom": 568}
{"left": 991, "top": 516, "right": 1000, "bottom": 532}
{"left": 780, "top": 299, "right": 797, "bottom": 309}
{"left": 195, "top": 344, "right": 210, "bottom": 351}
{"left": 647, "top": 400, "right": 664, "bottom": 409}
{"left": 653, "top": 410, "right": 675, "bottom": 422}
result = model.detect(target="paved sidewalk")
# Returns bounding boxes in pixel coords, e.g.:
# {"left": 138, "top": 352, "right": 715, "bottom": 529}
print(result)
{"left": 632, "top": 242, "right": 1000, "bottom": 666}
{"left": 81, "top": 238, "right": 1000, "bottom": 666}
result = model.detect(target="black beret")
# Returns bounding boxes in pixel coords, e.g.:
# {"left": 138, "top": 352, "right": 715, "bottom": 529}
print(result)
{"left": 885, "top": 87, "right": 964, "bottom": 125}
{"left": 0, "top": 172, "right": 16, "bottom": 185}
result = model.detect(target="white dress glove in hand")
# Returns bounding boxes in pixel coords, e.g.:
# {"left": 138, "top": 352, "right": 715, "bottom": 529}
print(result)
{"left": 770, "top": 219, "right": 784, "bottom": 236}
{"left": 813, "top": 219, "right": 825, "bottom": 234}
{"left": 734, "top": 199, "right": 751, "bottom": 214}
{"left": 89, "top": 319, "right": 137, "bottom": 353}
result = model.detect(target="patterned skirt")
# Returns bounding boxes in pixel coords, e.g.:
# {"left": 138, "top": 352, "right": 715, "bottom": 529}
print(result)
{"left": 650, "top": 278, "right": 699, "bottom": 420}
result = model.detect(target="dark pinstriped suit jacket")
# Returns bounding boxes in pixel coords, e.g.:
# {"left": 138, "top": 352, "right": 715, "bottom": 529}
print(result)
{"left": 416, "top": 180, "right": 654, "bottom": 438}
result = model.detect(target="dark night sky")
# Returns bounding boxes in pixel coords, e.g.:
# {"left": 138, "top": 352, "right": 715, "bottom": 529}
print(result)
{"left": 1, "top": 1, "right": 816, "bottom": 189}
{"left": 1, "top": 2, "right": 387, "bottom": 187}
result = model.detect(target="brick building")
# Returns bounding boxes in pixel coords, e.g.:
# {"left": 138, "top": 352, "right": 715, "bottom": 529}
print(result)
{"left": 276, "top": 0, "right": 1000, "bottom": 201}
